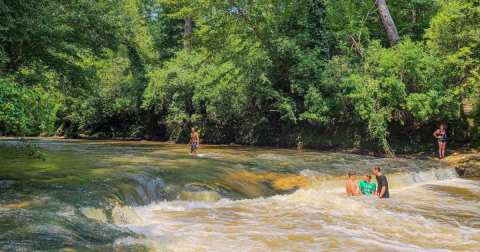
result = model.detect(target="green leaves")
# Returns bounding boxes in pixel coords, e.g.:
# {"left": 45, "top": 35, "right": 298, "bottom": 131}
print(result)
{"left": 0, "top": 0, "right": 119, "bottom": 92}
{"left": 0, "top": 78, "right": 55, "bottom": 137}
{"left": 301, "top": 33, "right": 473, "bottom": 153}
{"left": 27, "top": 143, "right": 47, "bottom": 161}
{"left": 1, "top": 0, "right": 477, "bottom": 150}
{"left": 425, "top": 0, "right": 480, "bottom": 98}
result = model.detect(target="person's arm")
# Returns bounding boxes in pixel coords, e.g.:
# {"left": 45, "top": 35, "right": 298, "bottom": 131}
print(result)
{"left": 350, "top": 183, "right": 361, "bottom": 196}
{"left": 378, "top": 175, "right": 387, "bottom": 198}
{"left": 433, "top": 129, "right": 439, "bottom": 138}
{"left": 378, "top": 186, "right": 386, "bottom": 198}
{"left": 187, "top": 134, "right": 192, "bottom": 146}
{"left": 196, "top": 133, "right": 200, "bottom": 146}
{"left": 371, "top": 184, "right": 376, "bottom": 196}
{"left": 358, "top": 189, "right": 364, "bottom": 195}
{"left": 358, "top": 182, "right": 364, "bottom": 195}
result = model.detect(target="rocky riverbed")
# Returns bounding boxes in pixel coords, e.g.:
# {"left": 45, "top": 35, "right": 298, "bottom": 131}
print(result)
{"left": 442, "top": 150, "right": 480, "bottom": 178}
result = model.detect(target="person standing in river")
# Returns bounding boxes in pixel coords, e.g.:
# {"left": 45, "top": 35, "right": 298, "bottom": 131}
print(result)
{"left": 187, "top": 127, "right": 200, "bottom": 155}
{"left": 358, "top": 173, "right": 376, "bottom": 196}
{"left": 433, "top": 124, "right": 447, "bottom": 159}
{"left": 346, "top": 171, "right": 362, "bottom": 196}
{"left": 372, "top": 165, "right": 389, "bottom": 198}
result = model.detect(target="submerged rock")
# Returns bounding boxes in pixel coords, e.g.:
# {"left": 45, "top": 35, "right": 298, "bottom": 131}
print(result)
{"left": 443, "top": 153, "right": 480, "bottom": 178}
{"left": 455, "top": 156, "right": 480, "bottom": 178}
{"left": 111, "top": 206, "right": 143, "bottom": 226}
{"left": 178, "top": 190, "right": 223, "bottom": 202}
{"left": 81, "top": 207, "right": 108, "bottom": 223}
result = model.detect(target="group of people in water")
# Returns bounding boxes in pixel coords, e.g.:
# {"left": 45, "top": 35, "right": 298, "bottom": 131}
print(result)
{"left": 188, "top": 125, "right": 447, "bottom": 198}
{"left": 344, "top": 124, "right": 448, "bottom": 198}
{"left": 346, "top": 165, "right": 390, "bottom": 198}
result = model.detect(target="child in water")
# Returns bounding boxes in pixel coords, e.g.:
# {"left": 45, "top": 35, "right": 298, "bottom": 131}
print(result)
{"left": 358, "top": 173, "right": 376, "bottom": 195}
{"left": 346, "top": 171, "right": 362, "bottom": 196}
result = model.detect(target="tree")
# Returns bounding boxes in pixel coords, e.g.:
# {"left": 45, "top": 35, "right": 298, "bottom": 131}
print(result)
{"left": 0, "top": 0, "right": 119, "bottom": 92}
{"left": 373, "top": 0, "right": 401, "bottom": 46}
{"left": 184, "top": 18, "right": 193, "bottom": 52}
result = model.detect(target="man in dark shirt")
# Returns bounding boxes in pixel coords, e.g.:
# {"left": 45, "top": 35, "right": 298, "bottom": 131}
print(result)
{"left": 372, "top": 165, "right": 389, "bottom": 198}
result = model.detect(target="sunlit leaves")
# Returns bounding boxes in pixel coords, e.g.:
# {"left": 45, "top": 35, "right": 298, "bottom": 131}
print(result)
{"left": 0, "top": 0, "right": 119, "bottom": 85}
{"left": 0, "top": 78, "right": 55, "bottom": 136}
{"left": 302, "top": 36, "right": 469, "bottom": 151}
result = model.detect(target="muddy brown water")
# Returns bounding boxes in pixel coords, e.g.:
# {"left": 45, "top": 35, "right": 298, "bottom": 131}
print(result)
{"left": 0, "top": 138, "right": 478, "bottom": 251}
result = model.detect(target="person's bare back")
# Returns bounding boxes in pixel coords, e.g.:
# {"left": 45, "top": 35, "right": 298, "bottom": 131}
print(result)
{"left": 346, "top": 171, "right": 361, "bottom": 196}
{"left": 346, "top": 180, "right": 356, "bottom": 195}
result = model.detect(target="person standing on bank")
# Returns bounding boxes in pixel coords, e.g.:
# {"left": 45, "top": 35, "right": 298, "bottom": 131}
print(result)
{"left": 187, "top": 127, "right": 200, "bottom": 155}
{"left": 372, "top": 165, "right": 389, "bottom": 198}
{"left": 433, "top": 124, "right": 447, "bottom": 159}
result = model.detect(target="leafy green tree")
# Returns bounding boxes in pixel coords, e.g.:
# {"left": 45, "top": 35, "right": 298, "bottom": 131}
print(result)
{"left": 1, "top": 0, "right": 478, "bottom": 154}
{"left": 0, "top": 78, "right": 55, "bottom": 136}
{"left": 0, "top": 78, "right": 54, "bottom": 159}
{"left": 144, "top": 5, "right": 185, "bottom": 66}
{"left": 425, "top": 0, "right": 480, "bottom": 140}
{"left": 0, "top": 0, "right": 119, "bottom": 92}
{"left": 143, "top": 0, "right": 331, "bottom": 143}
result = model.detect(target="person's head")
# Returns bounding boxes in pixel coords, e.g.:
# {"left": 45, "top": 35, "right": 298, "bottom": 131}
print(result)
{"left": 363, "top": 173, "right": 372, "bottom": 182}
{"left": 348, "top": 171, "right": 356, "bottom": 180}
{"left": 191, "top": 127, "right": 196, "bottom": 133}
{"left": 372, "top": 165, "right": 381, "bottom": 175}
{"left": 439, "top": 124, "right": 444, "bottom": 130}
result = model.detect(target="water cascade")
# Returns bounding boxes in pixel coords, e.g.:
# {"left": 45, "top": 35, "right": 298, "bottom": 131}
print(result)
{"left": 0, "top": 138, "right": 478, "bottom": 251}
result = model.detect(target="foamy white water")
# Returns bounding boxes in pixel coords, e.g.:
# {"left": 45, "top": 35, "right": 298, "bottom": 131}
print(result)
{"left": 3, "top": 139, "right": 475, "bottom": 251}
{"left": 126, "top": 169, "right": 480, "bottom": 251}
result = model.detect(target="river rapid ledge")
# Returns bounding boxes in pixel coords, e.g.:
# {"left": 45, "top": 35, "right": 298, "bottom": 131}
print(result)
{"left": 1, "top": 137, "right": 479, "bottom": 251}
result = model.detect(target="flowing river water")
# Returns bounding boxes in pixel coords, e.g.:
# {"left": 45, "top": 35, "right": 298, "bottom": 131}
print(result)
{"left": 0, "top": 138, "right": 479, "bottom": 251}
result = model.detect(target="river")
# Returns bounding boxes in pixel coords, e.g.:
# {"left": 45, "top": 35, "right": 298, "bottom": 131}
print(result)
{"left": 0, "top": 138, "right": 479, "bottom": 251}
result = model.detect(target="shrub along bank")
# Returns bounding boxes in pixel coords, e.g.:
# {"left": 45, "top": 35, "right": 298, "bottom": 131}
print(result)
{"left": 0, "top": 0, "right": 479, "bottom": 156}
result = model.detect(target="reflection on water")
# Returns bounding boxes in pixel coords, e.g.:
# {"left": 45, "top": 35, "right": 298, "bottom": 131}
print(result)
{"left": 0, "top": 138, "right": 479, "bottom": 251}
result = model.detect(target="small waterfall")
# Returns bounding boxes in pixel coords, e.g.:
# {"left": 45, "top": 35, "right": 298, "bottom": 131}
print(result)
{"left": 306, "top": 168, "right": 458, "bottom": 191}
{"left": 387, "top": 167, "right": 458, "bottom": 189}
{"left": 116, "top": 175, "right": 169, "bottom": 206}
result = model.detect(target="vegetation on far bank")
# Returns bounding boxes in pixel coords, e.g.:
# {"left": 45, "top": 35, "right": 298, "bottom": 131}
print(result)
{"left": 1, "top": 0, "right": 479, "bottom": 157}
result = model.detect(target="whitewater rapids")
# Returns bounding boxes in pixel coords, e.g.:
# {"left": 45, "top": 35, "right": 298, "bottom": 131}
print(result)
{"left": 125, "top": 168, "right": 480, "bottom": 251}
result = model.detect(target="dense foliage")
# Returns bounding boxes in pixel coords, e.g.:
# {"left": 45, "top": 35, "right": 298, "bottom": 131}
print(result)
{"left": 1, "top": 0, "right": 479, "bottom": 155}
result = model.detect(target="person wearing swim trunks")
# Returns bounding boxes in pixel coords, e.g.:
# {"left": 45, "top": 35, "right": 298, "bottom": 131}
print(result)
{"left": 358, "top": 173, "right": 376, "bottom": 195}
{"left": 346, "top": 171, "right": 362, "bottom": 196}
{"left": 433, "top": 124, "right": 446, "bottom": 159}
{"left": 372, "top": 165, "right": 389, "bottom": 199}
{"left": 187, "top": 127, "right": 199, "bottom": 155}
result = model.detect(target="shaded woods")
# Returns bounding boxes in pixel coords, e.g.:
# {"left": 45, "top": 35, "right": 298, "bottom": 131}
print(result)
{"left": 1, "top": 0, "right": 479, "bottom": 155}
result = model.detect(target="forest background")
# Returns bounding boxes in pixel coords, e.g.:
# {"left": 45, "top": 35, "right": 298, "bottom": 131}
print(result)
{"left": 1, "top": 0, "right": 479, "bottom": 157}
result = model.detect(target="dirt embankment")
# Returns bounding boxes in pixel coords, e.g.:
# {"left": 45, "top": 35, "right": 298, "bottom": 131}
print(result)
{"left": 441, "top": 149, "right": 480, "bottom": 178}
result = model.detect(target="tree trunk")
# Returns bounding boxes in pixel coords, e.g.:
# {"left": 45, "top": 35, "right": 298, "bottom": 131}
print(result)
{"left": 184, "top": 17, "right": 192, "bottom": 54}
{"left": 373, "top": 0, "right": 400, "bottom": 46}
{"left": 411, "top": 2, "right": 415, "bottom": 23}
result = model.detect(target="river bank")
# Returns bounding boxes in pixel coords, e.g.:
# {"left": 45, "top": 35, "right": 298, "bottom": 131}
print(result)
{"left": 3, "top": 136, "right": 480, "bottom": 178}
{"left": 328, "top": 146, "right": 480, "bottom": 178}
